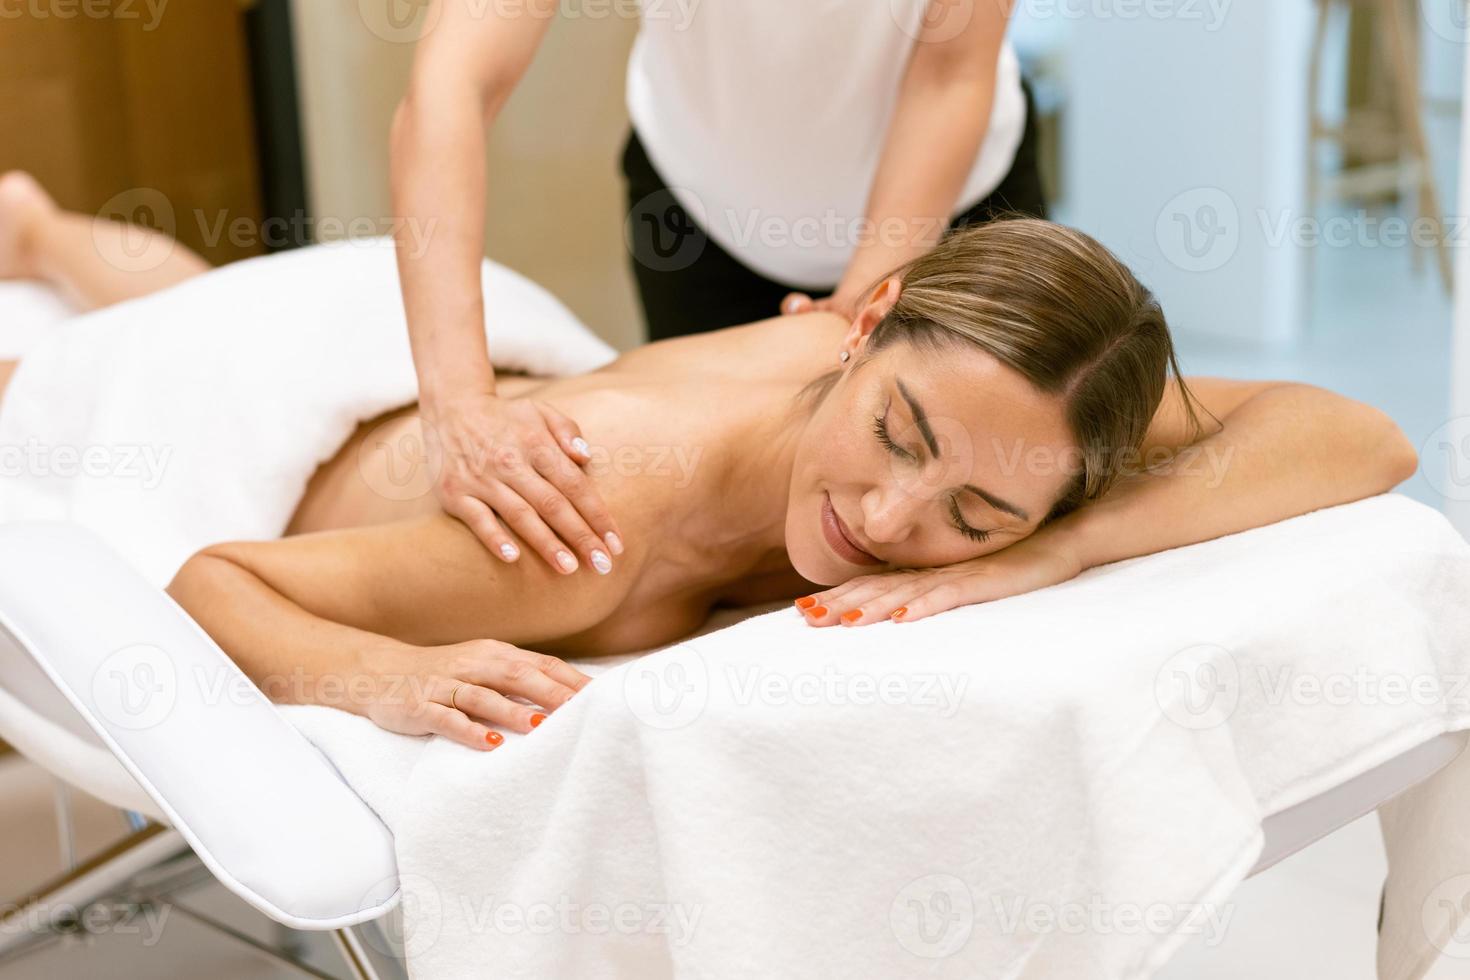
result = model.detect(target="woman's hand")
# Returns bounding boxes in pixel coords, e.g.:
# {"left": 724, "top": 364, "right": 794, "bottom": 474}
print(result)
{"left": 795, "top": 530, "right": 1084, "bottom": 627}
{"left": 424, "top": 391, "right": 624, "bottom": 575}
{"left": 358, "top": 639, "right": 592, "bottom": 751}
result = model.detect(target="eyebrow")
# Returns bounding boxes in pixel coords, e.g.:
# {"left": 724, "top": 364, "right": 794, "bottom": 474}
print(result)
{"left": 894, "top": 376, "right": 1032, "bottom": 524}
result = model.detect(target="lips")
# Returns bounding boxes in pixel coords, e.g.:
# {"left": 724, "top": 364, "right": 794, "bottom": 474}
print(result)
{"left": 821, "top": 492, "right": 882, "bottom": 566}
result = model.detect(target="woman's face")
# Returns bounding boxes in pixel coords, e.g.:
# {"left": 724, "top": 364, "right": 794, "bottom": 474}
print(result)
{"left": 785, "top": 296, "right": 1081, "bottom": 586}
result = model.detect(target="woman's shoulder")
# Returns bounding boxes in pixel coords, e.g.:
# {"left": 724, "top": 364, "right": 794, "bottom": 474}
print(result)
{"left": 604, "top": 311, "right": 847, "bottom": 383}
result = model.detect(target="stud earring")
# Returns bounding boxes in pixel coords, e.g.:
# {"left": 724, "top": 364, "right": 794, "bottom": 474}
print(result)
{"left": 839, "top": 350, "right": 851, "bottom": 363}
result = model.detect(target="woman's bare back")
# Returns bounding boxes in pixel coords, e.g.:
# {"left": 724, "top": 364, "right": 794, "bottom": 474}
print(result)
{"left": 281, "top": 313, "right": 844, "bottom": 653}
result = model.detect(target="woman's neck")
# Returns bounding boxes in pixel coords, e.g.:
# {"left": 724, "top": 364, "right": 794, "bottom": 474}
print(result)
{"left": 664, "top": 376, "right": 815, "bottom": 588}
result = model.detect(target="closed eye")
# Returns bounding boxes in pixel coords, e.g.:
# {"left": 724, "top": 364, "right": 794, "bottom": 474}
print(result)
{"left": 948, "top": 495, "right": 992, "bottom": 543}
{"left": 872, "top": 411, "right": 916, "bottom": 462}
{"left": 874, "top": 410, "right": 993, "bottom": 543}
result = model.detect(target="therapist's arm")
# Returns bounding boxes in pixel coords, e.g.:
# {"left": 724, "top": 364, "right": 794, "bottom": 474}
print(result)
{"left": 391, "top": 0, "right": 624, "bottom": 575}
{"left": 802, "top": 379, "right": 1420, "bottom": 625}
{"left": 782, "top": 0, "right": 1012, "bottom": 318}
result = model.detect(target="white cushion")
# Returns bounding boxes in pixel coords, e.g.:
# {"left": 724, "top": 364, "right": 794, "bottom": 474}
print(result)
{"left": 0, "top": 521, "right": 398, "bottom": 930}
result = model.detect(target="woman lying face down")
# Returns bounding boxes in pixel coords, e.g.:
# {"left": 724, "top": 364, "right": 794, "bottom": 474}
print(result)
{"left": 0, "top": 172, "right": 1420, "bottom": 750}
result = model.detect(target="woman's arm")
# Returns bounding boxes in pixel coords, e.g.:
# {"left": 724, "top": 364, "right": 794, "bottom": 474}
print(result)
{"left": 782, "top": 0, "right": 1012, "bottom": 317}
{"left": 165, "top": 514, "right": 633, "bottom": 748}
{"left": 802, "top": 378, "right": 1420, "bottom": 624}
{"left": 1065, "top": 376, "right": 1418, "bottom": 570}
{"left": 392, "top": 0, "right": 623, "bottom": 574}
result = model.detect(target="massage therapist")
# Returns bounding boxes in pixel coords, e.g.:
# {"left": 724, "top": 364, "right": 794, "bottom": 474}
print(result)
{"left": 390, "top": 0, "right": 1043, "bottom": 574}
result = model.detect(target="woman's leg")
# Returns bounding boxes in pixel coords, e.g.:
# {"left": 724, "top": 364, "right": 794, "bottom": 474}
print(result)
{"left": 0, "top": 171, "right": 211, "bottom": 312}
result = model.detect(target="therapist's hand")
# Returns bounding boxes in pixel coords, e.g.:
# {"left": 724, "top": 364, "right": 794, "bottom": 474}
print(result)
{"left": 424, "top": 392, "right": 624, "bottom": 575}
{"left": 780, "top": 290, "right": 861, "bottom": 321}
{"left": 362, "top": 639, "right": 592, "bottom": 751}
{"left": 795, "top": 529, "right": 1084, "bottom": 627}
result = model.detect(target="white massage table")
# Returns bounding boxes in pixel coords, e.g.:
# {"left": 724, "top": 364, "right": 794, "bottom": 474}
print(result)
{"left": 0, "top": 276, "right": 1467, "bottom": 978}
{"left": 0, "top": 521, "right": 1464, "bottom": 979}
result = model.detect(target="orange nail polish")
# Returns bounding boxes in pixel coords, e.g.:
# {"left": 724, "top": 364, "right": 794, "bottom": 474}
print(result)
{"left": 795, "top": 596, "right": 817, "bottom": 610}
{"left": 530, "top": 713, "right": 546, "bottom": 728}
{"left": 891, "top": 606, "right": 908, "bottom": 620}
{"left": 806, "top": 605, "right": 828, "bottom": 618}
{"left": 841, "top": 609, "right": 863, "bottom": 624}
{"left": 485, "top": 731, "right": 503, "bottom": 745}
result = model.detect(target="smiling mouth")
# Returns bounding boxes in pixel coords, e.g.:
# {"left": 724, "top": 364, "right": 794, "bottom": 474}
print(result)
{"left": 820, "top": 492, "right": 882, "bottom": 566}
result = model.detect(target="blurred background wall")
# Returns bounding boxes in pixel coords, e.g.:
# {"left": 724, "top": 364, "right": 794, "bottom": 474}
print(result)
{"left": 0, "top": 3, "right": 264, "bottom": 266}
{"left": 290, "top": 0, "right": 644, "bottom": 352}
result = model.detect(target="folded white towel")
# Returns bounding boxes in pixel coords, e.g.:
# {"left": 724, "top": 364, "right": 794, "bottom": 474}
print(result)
{"left": 0, "top": 240, "right": 615, "bottom": 582}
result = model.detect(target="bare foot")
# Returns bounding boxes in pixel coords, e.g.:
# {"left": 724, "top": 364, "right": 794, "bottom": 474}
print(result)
{"left": 0, "top": 171, "right": 55, "bottom": 280}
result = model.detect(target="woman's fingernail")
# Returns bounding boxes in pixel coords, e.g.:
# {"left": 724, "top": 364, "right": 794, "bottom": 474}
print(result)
{"left": 499, "top": 542, "right": 519, "bottom": 561}
{"left": 605, "top": 532, "right": 624, "bottom": 556}
{"left": 795, "top": 596, "right": 817, "bottom": 610}
{"left": 485, "top": 731, "right": 503, "bottom": 746}
{"left": 841, "top": 609, "right": 863, "bottom": 625}
{"left": 529, "top": 713, "right": 546, "bottom": 729}
{"left": 570, "top": 436, "right": 591, "bottom": 457}
{"left": 891, "top": 607, "right": 908, "bottom": 620}
{"left": 805, "top": 605, "right": 828, "bottom": 618}
{"left": 556, "top": 551, "right": 578, "bottom": 573}
{"left": 591, "top": 549, "right": 613, "bottom": 575}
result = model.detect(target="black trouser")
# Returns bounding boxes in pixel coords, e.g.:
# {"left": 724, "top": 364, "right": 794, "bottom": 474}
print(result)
{"left": 621, "top": 79, "right": 1048, "bottom": 342}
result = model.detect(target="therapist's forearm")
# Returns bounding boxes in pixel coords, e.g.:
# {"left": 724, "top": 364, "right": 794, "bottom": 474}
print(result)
{"left": 841, "top": 67, "right": 995, "bottom": 295}
{"left": 1045, "top": 385, "right": 1419, "bottom": 573}
{"left": 390, "top": 80, "right": 500, "bottom": 406}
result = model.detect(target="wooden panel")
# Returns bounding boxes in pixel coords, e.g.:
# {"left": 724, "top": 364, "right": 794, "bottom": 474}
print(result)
{"left": 0, "top": 6, "right": 264, "bottom": 265}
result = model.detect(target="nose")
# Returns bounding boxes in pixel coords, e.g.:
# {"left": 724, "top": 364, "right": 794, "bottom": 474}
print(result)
{"left": 859, "top": 482, "right": 926, "bottom": 545}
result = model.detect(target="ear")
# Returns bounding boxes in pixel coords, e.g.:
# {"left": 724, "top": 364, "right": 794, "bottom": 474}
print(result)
{"left": 841, "top": 278, "right": 903, "bottom": 358}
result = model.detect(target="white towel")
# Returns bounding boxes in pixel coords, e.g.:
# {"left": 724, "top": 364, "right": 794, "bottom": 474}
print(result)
{"left": 283, "top": 494, "right": 1470, "bottom": 980}
{"left": 0, "top": 241, "right": 615, "bottom": 582}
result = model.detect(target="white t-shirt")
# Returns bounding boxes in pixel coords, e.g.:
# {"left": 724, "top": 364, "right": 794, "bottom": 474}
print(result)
{"left": 626, "top": 0, "right": 1027, "bottom": 289}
